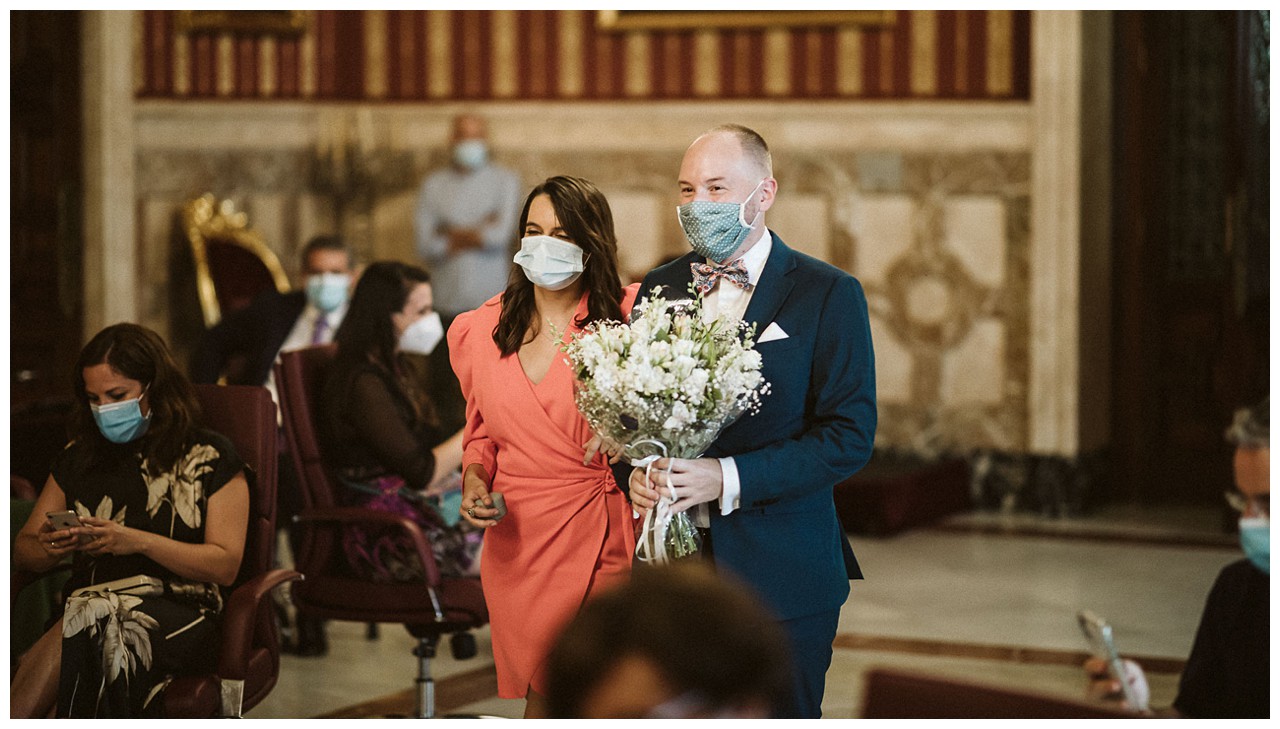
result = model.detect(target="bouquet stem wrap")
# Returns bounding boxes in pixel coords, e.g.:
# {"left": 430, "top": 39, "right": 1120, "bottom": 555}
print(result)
{"left": 629, "top": 440, "right": 702, "bottom": 564}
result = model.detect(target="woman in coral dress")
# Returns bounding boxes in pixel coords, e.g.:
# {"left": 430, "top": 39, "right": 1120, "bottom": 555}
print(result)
{"left": 449, "top": 175, "right": 638, "bottom": 717}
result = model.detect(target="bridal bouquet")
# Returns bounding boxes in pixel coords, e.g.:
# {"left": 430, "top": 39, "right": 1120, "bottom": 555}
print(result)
{"left": 561, "top": 289, "right": 769, "bottom": 563}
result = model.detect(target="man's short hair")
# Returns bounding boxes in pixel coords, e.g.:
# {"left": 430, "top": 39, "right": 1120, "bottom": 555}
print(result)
{"left": 1226, "top": 396, "right": 1269, "bottom": 448}
{"left": 545, "top": 562, "right": 792, "bottom": 718}
{"left": 706, "top": 123, "right": 773, "bottom": 178}
{"left": 300, "top": 235, "right": 355, "bottom": 270}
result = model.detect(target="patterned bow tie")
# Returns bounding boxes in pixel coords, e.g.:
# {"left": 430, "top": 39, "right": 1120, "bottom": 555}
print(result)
{"left": 691, "top": 259, "right": 753, "bottom": 296}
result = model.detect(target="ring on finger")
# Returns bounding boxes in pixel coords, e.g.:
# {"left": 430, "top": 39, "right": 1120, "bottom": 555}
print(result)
{"left": 466, "top": 507, "right": 475, "bottom": 518}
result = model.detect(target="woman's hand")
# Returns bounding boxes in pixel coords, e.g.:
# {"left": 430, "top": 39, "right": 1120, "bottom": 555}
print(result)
{"left": 582, "top": 433, "right": 625, "bottom": 466}
{"left": 36, "top": 518, "right": 82, "bottom": 559}
{"left": 74, "top": 516, "right": 153, "bottom": 558}
{"left": 460, "top": 464, "right": 500, "bottom": 528}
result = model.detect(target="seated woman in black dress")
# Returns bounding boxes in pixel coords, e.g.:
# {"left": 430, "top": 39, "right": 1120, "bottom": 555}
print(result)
{"left": 319, "top": 260, "right": 476, "bottom": 580}
{"left": 11, "top": 323, "right": 250, "bottom": 718}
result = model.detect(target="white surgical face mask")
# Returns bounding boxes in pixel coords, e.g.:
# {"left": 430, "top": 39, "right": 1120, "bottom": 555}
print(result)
{"left": 513, "top": 235, "right": 585, "bottom": 291}
{"left": 398, "top": 311, "right": 444, "bottom": 355}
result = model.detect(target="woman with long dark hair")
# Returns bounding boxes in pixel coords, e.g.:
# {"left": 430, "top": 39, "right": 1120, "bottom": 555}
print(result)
{"left": 449, "top": 175, "right": 639, "bottom": 717}
{"left": 11, "top": 323, "right": 250, "bottom": 718}
{"left": 318, "top": 260, "right": 475, "bottom": 582}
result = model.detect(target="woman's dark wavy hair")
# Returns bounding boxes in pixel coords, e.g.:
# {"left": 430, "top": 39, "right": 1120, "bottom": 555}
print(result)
{"left": 334, "top": 260, "right": 431, "bottom": 372}
{"left": 71, "top": 323, "right": 202, "bottom": 476}
{"left": 493, "top": 176, "right": 624, "bottom": 356}
{"left": 332, "top": 260, "right": 438, "bottom": 425}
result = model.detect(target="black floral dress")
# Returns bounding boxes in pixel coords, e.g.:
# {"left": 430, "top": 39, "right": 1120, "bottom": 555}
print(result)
{"left": 51, "top": 430, "right": 243, "bottom": 718}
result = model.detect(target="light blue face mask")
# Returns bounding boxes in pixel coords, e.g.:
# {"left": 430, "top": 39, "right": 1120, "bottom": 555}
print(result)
{"left": 676, "top": 179, "right": 765, "bottom": 264}
{"left": 91, "top": 391, "right": 152, "bottom": 444}
{"left": 453, "top": 139, "right": 489, "bottom": 170}
{"left": 1239, "top": 517, "right": 1269, "bottom": 573}
{"left": 305, "top": 272, "right": 351, "bottom": 313}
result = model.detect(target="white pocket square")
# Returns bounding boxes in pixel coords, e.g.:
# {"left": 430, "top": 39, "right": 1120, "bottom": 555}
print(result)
{"left": 758, "top": 322, "right": 789, "bottom": 343}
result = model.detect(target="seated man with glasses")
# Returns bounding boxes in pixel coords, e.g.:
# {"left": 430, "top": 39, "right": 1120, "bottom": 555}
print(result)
{"left": 1085, "top": 396, "right": 1269, "bottom": 718}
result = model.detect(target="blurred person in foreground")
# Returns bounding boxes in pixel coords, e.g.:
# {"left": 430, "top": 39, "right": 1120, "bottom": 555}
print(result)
{"left": 1085, "top": 396, "right": 1270, "bottom": 718}
{"left": 544, "top": 563, "right": 792, "bottom": 719}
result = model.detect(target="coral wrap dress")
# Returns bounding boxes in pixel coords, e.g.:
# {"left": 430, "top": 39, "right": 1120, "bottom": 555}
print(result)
{"left": 448, "top": 284, "right": 639, "bottom": 698}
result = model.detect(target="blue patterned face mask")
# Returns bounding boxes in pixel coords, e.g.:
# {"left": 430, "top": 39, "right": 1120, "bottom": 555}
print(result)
{"left": 1239, "top": 517, "right": 1269, "bottom": 573}
{"left": 675, "top": 179, "right": 765, "bottom": 264}
{"left": 91, "top": 391, "right": 152, "bottom": 444}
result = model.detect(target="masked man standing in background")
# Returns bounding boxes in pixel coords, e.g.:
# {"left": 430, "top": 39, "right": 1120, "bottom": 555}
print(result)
{"left": 415, "top": 112, "right": 522, "bottom": 319}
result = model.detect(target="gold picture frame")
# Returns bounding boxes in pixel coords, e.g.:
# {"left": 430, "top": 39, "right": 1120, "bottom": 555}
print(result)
{"left": 176, "top": 10, "right": 309, "bottom": 36}
{"left": 597, "top": 10, "right": 895, "bottom": 31}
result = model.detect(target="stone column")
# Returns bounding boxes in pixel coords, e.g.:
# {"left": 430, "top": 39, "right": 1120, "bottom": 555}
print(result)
{"left": 1029, "top": 10, "right": 1112, "bottom": 457}
{"left": 81, "top": 10, "right": 137, "bottom": 339}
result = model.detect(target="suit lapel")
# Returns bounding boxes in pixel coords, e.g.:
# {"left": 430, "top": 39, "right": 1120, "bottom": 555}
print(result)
{"left": 644, "top": 252, "right": 698, "bottom": 303}
{"left": 742, "top": 232, "right": 796, "bottom": 341}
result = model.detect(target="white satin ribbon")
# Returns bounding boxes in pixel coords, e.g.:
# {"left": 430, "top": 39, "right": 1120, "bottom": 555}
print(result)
{"left": 628, "top": 441, "right": 678, "bottom": 565}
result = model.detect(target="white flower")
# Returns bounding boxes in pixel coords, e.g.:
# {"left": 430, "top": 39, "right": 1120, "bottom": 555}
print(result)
{"left": 560, "top": 286, "right": 767, "bottom": 461}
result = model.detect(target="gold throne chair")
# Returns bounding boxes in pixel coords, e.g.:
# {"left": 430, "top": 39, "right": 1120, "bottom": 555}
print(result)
{"left": 182, "top": 194, "right": 291, "bottom": 328}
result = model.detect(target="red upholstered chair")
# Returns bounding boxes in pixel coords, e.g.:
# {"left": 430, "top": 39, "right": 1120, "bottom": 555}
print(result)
{"left": 274, "top": 345, "right": 489, "bottom": 719}
{"left": 860, "top": 667, "right": 1138, "bottom": 719}
{"left": 162, "top": 384, "right": 302, "bottom": 718}
{"left": 11, "top": 475, "right": 37, "bottom": 500}
{"left": 9, "top": 384, "right": 300, "bottom": 718}
{"left": 181, "top": 194, "right": 291, "bottom": 328}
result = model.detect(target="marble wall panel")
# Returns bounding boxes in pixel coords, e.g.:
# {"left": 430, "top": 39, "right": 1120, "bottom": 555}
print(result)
{"left": 603, "top": 190, "right": 666, "bottom": 282}
{"left": 943, "top": 195, "right": 1006, "bottom": 287}
{"left": 851, "top": 194, "right": 915, "bottom": 283}
{"left": 869, "top": 312, "right": 914, "bottom": 405}
{"left": 768, "top": 194, "right": 830, "bottom": 262}
{"left": 940, "top": 317, "right": 1007, "bottom": 407}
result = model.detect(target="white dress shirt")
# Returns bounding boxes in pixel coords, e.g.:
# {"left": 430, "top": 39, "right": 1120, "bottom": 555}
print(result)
{"left": 698, "top": 231, "right": 772, "bottom": 523}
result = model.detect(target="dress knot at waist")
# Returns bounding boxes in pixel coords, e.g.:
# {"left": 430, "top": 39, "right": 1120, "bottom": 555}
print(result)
{"left": 492, "top": 469, "right": 621, "bottom": 501}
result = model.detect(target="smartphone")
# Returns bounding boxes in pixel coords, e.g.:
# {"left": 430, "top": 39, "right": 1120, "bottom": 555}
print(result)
{"left": 46, "top": 510, "right": 91, "bottom": 543}
{"left": 1077, "top": 610, "right": 1147, "bottom": 711}
{"left": 489, "top": 492, "right": 508, "bottom": 522}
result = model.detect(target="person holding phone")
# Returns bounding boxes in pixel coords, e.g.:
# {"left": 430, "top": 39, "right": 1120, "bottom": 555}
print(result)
{"left": 10, "top": 324, "right": 250, "bottom": 718}
{"left": 449, "top": 176, "right": 639, "bottom": 717}
{"left": 1084, "top": 397, "right": 1270, "bottom": 718}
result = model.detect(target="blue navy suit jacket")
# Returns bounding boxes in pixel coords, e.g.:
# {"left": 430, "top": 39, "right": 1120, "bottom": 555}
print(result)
{"left": 637, "top": 232, "right": 876, "bottom": 621}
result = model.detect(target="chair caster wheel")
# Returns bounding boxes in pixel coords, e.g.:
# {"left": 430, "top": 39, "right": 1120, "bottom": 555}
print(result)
{"left": 450, "top": 631, "right": 477, "bottom": 660}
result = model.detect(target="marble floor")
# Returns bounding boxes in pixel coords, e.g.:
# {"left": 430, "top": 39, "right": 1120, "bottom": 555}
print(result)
{"left": 247, "top": 505, "right": 1244, "bottom": 719}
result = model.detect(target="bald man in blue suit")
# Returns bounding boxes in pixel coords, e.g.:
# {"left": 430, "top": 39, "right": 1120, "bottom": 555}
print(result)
{"left": 628, "top": 124, "right": 876, "bottom": 718}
